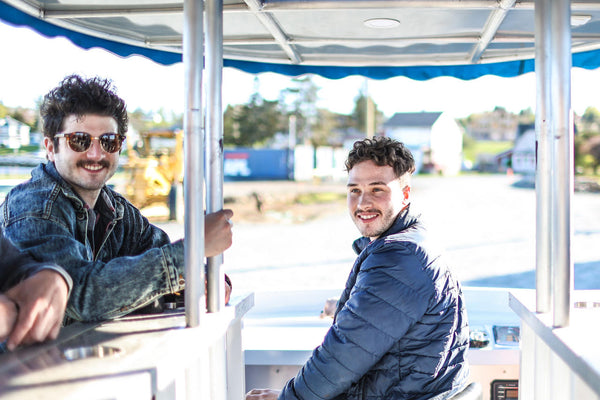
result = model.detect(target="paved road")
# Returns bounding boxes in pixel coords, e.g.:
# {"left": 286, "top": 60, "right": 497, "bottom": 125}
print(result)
{"left": 156, "top": 174, "right": 600, "bottom": 294}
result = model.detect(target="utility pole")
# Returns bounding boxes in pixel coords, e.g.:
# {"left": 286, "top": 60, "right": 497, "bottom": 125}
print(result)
{"left": 364, "top": 78, "right": 374, "bottom": 137}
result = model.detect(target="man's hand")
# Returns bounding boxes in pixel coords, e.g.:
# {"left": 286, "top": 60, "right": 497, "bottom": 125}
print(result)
{"left": 245, "top": 389, "right": 281, "bottom": 400}
{"left": 0, "top": 295, "right": 18, "bottom": 341}
{"left": 224, "top": 274, "right": 232, "bottom": 305}
{"left": 202, "top": 274, "right": 232, "bottom": 306}
{"left": 4, "top": 269, "right": 68, "bottom": 350}
{"left": 205, "top": 209, "right": 234, "bottom": 257}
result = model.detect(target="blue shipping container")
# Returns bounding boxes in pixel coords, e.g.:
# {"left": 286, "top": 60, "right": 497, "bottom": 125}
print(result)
{"left": 224, "top": 148, "right": 292, "bottom": 181}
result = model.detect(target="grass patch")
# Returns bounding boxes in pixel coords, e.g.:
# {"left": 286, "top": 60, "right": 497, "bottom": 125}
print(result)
{"left": 0, "top": 145, "right": 42, "bottom": 155}
{"left": 294, "top": 192, "right": 346, "bottom": 205}
{"left": 463, "top": 140, "right": 513, "bottom": 163}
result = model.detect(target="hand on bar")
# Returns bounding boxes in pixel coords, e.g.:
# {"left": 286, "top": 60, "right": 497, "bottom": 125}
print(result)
{"left": 205, "top": 209, "right": 234, "bottom": 257}
{"left": 3, "top": 269, "right": 69, "bottom": 350}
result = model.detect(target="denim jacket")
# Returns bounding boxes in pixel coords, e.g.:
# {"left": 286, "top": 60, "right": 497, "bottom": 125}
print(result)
{"left": 0, "top": 228, "right": 72, "bottom": 293}
{"left": 0, "top": 162, "right": 185, "bottom": 322}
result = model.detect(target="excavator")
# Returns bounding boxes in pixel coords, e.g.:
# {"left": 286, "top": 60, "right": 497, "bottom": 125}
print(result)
{"left": 122, "top": 128, "right": 183, "bottom": 214}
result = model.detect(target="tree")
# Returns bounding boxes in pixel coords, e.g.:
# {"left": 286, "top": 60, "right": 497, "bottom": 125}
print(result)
{"left": 0, "top": 102, "right": 8, "bottom": 119}
{"left": 581, "top": 106, "right": 600, "bottom": 125}
{"left": 351, "top": 93, "right": 383, "bottom": 136}
{"left": 128, "top": 108, "right": 155, "bottom": 132}
{"left": 11, "top": 109, "right": 26, "bottom": 125}
{"left": 518, "top": 107, "right": 535, "bottom": 124}
{"left": 577, "top": 134, "right": 600, "bottom": 174}
{"left": 223, "top": 93, "right": 284, "bottom": 147}
{"left": 279, "top": 75, "right": 320, "bottom": 145}
{"left": 310, "top": 109, "right": 343, "bottom": 147}
{"left": 587, "top": 137, "right": 600, "bottom": 174}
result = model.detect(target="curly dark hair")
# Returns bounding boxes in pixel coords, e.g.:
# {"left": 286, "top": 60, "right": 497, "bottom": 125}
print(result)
{"left": 345, "top": 136, "right": 416, "bottom": 178}
{"left": 40, "top": 74, "right": 128, "bottom": 139}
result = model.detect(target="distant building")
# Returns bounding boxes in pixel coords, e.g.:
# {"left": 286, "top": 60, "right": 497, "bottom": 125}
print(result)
{"left": 0, "top": 116, "right": 31, "bottom": 149}
{"left": 382, "top": 111, "right": 463, "bottom": 175}
{"left": 466, "top": 108, "right": 519, "bottom": 141}
{"left": 512, "top": 124, "right": 536, "bottom": 176}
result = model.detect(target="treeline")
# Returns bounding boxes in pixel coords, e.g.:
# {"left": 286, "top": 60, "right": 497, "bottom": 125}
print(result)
{"left": 3, "top": 77, "right": 600, "bottom": 174}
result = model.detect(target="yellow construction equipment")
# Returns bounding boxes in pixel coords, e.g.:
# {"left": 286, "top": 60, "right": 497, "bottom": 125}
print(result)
{"left": 123, "top": 129, "right": 183, "bottom": 211}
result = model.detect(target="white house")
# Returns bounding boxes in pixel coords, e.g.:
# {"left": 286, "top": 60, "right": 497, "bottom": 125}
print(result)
{"left": 382, "top": 112, "right": 463, "bottom": 175}
{"left": 0, "top": 116, "right": 31, "bottom": 149}
{"left": 512, "top": 126, "right": 536, "bottom": 176}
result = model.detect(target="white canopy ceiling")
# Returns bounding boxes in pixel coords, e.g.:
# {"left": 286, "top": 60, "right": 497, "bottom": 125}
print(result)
{"left": 2, "top": 0, "right": 600, "bottom": 79}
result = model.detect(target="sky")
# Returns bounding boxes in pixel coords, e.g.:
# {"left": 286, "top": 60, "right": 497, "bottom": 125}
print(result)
{"left": 2, "top": 20, "right": 600, "bottom": 121}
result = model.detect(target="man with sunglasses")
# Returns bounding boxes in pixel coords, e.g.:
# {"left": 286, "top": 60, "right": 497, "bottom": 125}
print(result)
{"left": 0, "top": 75, "right": 233, "bottom": 323}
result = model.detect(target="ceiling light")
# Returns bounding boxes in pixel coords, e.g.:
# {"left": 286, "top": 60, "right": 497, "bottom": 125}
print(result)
{"left": 364, "top": 18, "right": 400, "bottom": 29}
{"left": 571, "top": 15, "right": 592, "bottom": 27}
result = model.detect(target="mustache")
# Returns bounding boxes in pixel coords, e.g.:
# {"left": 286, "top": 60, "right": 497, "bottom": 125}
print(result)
{"left": 77, "top": 160, "right": 110, "bottom": 169}
{"left": 354, "top": 208, "right": 380, "bottom": 217}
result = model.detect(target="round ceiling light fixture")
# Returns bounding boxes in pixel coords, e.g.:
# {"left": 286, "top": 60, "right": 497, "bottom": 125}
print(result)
{"left": 364, "top": 18, "right": 400, "bottom": 29}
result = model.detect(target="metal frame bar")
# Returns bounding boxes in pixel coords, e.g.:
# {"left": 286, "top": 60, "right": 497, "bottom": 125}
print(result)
{"left": 183, "top": 0, "right": 205, "bottom": 328}
{"left": 550, "top": 0, "right": 574, "bottom": 328}
{"left": 10, "top": 0, "right": 600, "bottom": 18}
{"left": 152, "top": 33, "right": 600, "bottom": 48}
{"left": 534, "top": 0, "right": 552, "bottom": 314}
{"left": 534, "top": 0, "right": 572, "bottom": 328}
{"left": 469, "top": 0, "right": 516, "bottom": 63}
{"left": 244, "top": 0, "right": 302, "bottom": 64}
{"left": 242, "top": 0, "right": 302, "bottom": 63}
{"left": 205, "top": 0, "right": 225, "bottom": 313}
{"left": 28, "top": 0, "right": 525, "bottom": 18}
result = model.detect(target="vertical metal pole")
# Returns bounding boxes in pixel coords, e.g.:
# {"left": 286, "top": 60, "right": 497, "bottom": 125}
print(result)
{"left": 289, "top": 115, "right": 297, "bottom": 149}
{"left": 205, "top": 0, "right": 225, "bottom": 313}
{"left": 534, "top": 0, "right": 552, "bottom": 314}
{"left": 183, "top": 0, "right": 205, "bottom": 328}
{"left": 205, "top": 5, "right": 228, "bottom": 398}
{"left": 550, "top": 0, "right": 573, "bottom": 328}
{"left": 365, "top": 78, "right": 374, "bottom": 138}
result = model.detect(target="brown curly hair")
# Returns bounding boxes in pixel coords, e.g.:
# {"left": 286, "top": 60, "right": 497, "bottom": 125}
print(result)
{"left": 40, "top": 74, "right": 128, "bottom": 140}
{"left": 345, "top": 136, "right": 416, "bottom": 178}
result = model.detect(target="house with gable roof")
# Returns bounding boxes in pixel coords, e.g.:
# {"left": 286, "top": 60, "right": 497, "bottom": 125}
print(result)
{"left": 0, "top": 116, "right": 31, "bottom": 149}
{"left": 382, "top": 111, "right": 463, "bottom": 175}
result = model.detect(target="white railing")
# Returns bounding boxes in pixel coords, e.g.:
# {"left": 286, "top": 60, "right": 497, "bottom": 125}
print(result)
{"left": 509, "top": 290, "right": 600, "bottom": 400}
{"left": 0, "top": 293, "right": 253, "bottom": 400}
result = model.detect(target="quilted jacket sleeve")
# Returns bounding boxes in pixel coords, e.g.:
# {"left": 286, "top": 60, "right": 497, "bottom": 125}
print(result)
{"left": 280, "top": 244, "right": 434, "bottom": 400}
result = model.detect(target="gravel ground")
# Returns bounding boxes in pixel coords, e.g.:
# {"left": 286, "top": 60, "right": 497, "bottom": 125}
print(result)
{"left": 153, "top": 174, "right": 600, "bottom": 294}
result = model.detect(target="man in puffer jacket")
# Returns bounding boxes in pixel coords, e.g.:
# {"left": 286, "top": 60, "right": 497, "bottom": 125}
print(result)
{"left": 247, "top": 137, "right": 469, "bottom": 400}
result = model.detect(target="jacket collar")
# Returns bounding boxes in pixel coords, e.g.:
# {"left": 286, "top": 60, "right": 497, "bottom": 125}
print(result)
{"left": 352, "top": 205, "right": 418, "bottom": 254}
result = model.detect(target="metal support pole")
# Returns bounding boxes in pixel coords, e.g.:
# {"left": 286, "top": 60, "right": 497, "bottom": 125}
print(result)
{"left": 183, "top": 0, "right": 205, "bottom": 328}
{"left": 205, "top": 0, "right": 225, "bottom": 313}
{"left": 536, "top": 0, "right": 573, "bottom": 327}
{"left": 550, "top": 0, "right": 574, "bottom": 328}
{"left": 534, "top": 0, "right": 552, "bottom": 314}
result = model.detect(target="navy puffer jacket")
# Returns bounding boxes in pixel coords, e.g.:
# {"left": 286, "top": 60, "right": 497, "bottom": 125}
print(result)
{"left": 280, "top": 208, "right": 469, "bottom": 400}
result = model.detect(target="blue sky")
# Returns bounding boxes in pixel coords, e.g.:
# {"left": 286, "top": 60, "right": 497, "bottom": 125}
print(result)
{"left": 2, "top": 20, "right": 600, "bottom": 120}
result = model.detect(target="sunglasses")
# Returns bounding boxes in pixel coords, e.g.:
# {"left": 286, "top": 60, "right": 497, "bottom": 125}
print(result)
{"left": 55, "top": 132, "right": 125, "bottom": 153}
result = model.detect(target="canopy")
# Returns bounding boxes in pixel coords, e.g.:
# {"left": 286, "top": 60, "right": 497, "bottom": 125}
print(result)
{"left": 3, "top": 0, "right": 600, "bottom": 80}
{"left": 0, "top": 0, "right": 582, "bottom": 330}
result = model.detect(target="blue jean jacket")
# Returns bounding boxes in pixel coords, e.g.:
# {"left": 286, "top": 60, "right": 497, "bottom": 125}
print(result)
{"left": 0, "top": 227, "right": 72, "bottom": 293}
{"left": 0, "top": 162, "right": 185, "bottom": 322}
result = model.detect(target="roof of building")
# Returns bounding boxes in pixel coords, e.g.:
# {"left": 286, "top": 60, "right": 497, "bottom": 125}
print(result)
{"left": 383, "top": 112, "right": 443, "bottom": 128}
